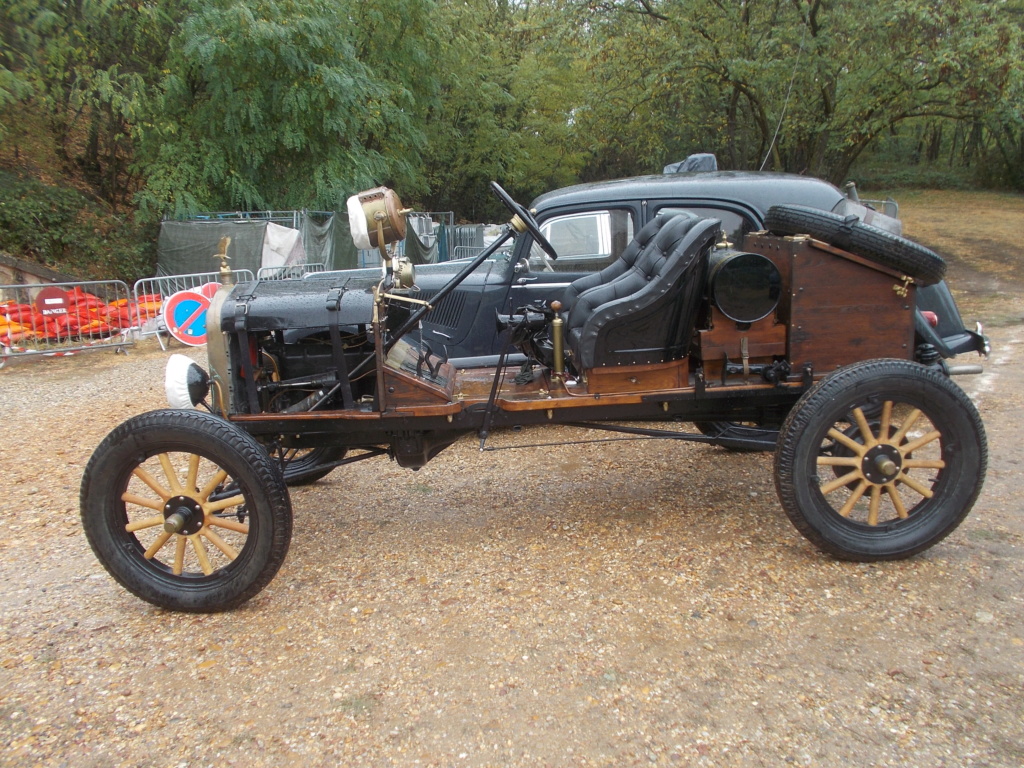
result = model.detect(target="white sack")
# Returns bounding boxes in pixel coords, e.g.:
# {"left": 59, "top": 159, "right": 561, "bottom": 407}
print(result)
{"left": 262, "top": 223, "right": 307, "bottom": 268}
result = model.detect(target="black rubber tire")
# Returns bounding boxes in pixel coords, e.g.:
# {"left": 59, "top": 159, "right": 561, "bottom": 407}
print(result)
{"left": 282, "top": 446, "right": 346, "bottom": 486}
{"left": 775, "top": 359, "right": 986, "bottom": 561}
{"left": 694, "top": 421, "right": 779, "bottom": 452}
{"left": 81, "top": 409, "right": 292, "bottom": 612}
{"left": 764, "top": 204, "right": 946, "bottom": 286}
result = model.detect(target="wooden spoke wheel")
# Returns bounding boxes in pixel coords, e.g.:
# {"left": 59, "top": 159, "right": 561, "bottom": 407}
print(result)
{"left": 775, "top": 360, "right": 986, "bottom": 561}
{"left": 81, "top": 410, "right": 292, "bottom": 612}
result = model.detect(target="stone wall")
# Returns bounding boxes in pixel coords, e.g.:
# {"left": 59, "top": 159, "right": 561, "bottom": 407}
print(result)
{"left": 0, "top": 252, "right": 74, "bottom": 286}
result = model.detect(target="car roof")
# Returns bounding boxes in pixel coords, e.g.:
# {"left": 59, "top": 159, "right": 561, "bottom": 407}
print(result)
{"left": 530, "top": 171, "right": 845, "bottom": 217}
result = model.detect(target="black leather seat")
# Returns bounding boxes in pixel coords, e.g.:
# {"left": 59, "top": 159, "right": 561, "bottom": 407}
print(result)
{"left": 563, "top": 213, "right": 719, "bottom": 370}
{"left": 559, "top": 213, "right": 674, "bottom": 317}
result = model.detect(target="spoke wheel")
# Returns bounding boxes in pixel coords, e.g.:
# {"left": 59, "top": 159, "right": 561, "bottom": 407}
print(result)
{"left": 81, "top": 410, "right": 292, "bottom": 612}
{"left": 775, "top": 359, "right": 986, "bottom": 561}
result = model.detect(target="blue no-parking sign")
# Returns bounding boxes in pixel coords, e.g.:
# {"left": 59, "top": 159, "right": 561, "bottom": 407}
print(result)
{"left": 162, "top": 289, "right": 213, "bottom": 346}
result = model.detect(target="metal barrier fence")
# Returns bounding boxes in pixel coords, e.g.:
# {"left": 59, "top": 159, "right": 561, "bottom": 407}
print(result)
{"left": 356, "top": 213, "right": 468, "bottom": 267}
{"left": 179, "top": 210, "right": 330, "bottom": 228}
{"left": 132, "top": 269, "right": 254, "bottom": 347}
{"left": 448, "top": 224, "right": 485, "bottom": 251}
{"left": 1, "top": 279, "right": 133, "bottom": 368}
{"left": 256, "top": 263, "right": 326, "bottom": 280}
{"left": 137, "top": 269, "right": 256, "bottom": 300}
{"left": 451, "top": 245, "right": 486, "bottom": 261}
{"left": 451, "top": 245, "right": 514, "bottom": 261}
{"left": 357, "top": 241, "right": 405, "bottom": 269}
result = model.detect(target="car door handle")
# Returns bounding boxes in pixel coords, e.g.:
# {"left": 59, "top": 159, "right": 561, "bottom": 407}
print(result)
{"left": 515, "top": 277, "right": 539, "bottom": 285}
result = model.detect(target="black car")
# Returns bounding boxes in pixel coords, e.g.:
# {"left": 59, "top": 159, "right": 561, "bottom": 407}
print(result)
{"left": 313, "top": 171, "right": 987, "bottom": 369}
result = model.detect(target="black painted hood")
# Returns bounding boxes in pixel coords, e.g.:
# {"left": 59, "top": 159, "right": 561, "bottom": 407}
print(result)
{"left": 219, "top": 276, "right": 376, "bottom": 332}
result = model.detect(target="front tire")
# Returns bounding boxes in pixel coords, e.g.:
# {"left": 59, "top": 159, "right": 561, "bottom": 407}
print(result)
{"left": 81, "top": 410, "right": 292, "bottom": 612}
{"left": 775, "top": 359, "right": 986, "bottom": 560}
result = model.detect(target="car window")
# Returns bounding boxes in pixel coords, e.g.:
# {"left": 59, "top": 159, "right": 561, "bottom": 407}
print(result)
{"left": 654, "top": 206, "right": 755, "bottom": 247}
{"left": 530, "top": 209, "right": 636, "bottom": 272}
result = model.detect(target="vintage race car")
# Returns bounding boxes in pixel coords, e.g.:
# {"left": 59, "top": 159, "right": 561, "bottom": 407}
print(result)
{"left": 81, "top": 182, "right": 989, "bottom": 612}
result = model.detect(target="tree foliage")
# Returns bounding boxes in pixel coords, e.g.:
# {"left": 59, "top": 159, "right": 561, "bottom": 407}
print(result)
{"left": 2, "top": 0, "right": 181, "bottom": 205}
{"left": 415, "top": 0, "right": 590, "bottom": 218}
{"left": 0, "top": 0, "right": 1020, "bottom": 239}
{"left": 550, "top": 0, "right": 1021, "bottom": 185}
{"left": 134, "top": 0, "right": 440, "bottom": 217}
{"left": 0, "top": 171, "right": 156, "bottom": 280}
{"left": 0, "top": 39, "right": 30, "bottom": 140}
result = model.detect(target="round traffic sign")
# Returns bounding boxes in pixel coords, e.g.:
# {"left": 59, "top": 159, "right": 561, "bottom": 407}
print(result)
{"left": 162, "top": 289, "right": 212, "bottom": 346}
{"left": 34, "top": 286, "right": 70, "bottom": 317}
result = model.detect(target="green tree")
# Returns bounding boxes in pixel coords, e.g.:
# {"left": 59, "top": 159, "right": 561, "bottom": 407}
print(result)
{"left": 418, "top": 0, "right": 521, "bottom": 218}
{"left": 415, "top": 0, "right": 593, "bottom": 218}
{"left": 134, "top": 0, "right": 440, "bottom": 218}
{"left": 980, "top": 0, "right": 1024, "bottom": 188}
{"left": 1, "top": 0, "right": 181, "bottom": 206}
{"left": 0, "top": 62, "right": 29, "bottom": 140}
{"left": 0, "top": 25, "right": 31, "bottom": 140}
{"left": 546, "top": 0, "right": 1021, "bottom": 186}
{"left": 506, "top": 6, "right": 591, "bottom": 200}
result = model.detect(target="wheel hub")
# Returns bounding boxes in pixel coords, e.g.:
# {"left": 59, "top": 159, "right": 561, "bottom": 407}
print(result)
{"left": 163, "top": 495, "right": 205, "bottom": 535}
{"left": 861, "top": 444, "right": 902, "bottom": 484}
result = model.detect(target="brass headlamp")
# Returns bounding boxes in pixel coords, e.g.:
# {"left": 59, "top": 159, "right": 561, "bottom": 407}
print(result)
{"left": 346, "top": 186, "right": 410, "bottom": 259}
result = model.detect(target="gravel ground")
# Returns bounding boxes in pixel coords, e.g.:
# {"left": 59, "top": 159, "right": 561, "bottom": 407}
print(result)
{"left": 1, "top": 327, "right": 1022, "bottom": 767}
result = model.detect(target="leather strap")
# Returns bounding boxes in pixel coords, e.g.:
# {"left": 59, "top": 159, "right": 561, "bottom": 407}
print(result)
{"left": 326, "top": 288, "right": 355, "bottom": 409}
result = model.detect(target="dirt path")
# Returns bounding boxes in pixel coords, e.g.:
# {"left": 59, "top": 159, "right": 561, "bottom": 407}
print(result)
{"left": 1, "top": 192, "right": 1022, "bottom": 767}
{"left": 897, "top": 189, "right": 1024, "bottom": 326}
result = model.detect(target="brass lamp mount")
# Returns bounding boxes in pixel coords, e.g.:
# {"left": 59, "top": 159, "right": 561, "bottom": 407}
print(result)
{"left": 347, "top": 186, "right": 417, "bottom": 294}
{"left": 213, "top": 236, "right": 234, "bottom": 285}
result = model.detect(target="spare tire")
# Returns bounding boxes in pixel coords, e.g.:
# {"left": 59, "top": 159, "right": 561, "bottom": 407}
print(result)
{"left": 763, "top": 204, "right": 946, "bottom": 286}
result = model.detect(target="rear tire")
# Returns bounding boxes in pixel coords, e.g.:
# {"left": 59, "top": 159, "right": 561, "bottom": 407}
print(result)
{"left": 775, "top": 359, "right": 985, "bottom": 560}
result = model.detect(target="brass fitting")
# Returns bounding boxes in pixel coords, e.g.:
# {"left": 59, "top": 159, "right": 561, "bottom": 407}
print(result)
{"left": 163, "top": 511, "right": 187, "bottom": 534}
{"left": 874, "top": 454, "right": 898, "bottom": 478}
{"left": 551, "top": 300, "right": 565, "bottom": 379}
{"left": 214, "top": 236, "right": 234, "bottom": 285}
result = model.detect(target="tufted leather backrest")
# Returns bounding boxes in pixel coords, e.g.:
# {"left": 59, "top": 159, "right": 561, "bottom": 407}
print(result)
{"left": 566, "top": 214, "right": 720, "bottom": 370}
{"left": 559, "top": 213, "right": 678, "bottom": 315}
{"left": 566, "top": 213, "right": 706, "bottom": 334}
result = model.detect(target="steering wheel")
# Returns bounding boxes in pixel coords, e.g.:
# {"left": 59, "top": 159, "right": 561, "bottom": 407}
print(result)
{"left": 490, "top": 181, "right": 558, "bottom": 261}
